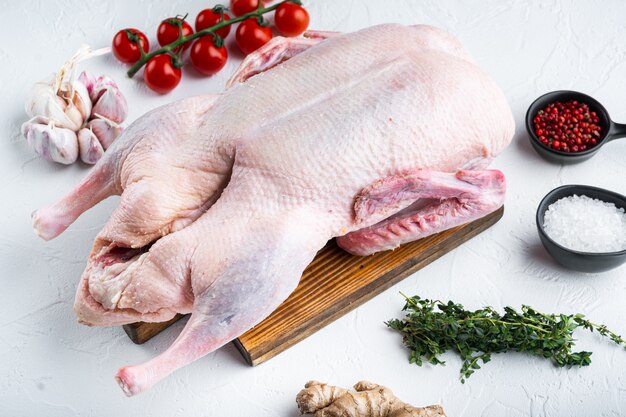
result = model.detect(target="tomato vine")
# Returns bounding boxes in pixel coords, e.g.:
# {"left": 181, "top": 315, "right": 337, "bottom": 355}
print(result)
{"left": 126, "top": 0, "right": 302, "bottom": 79}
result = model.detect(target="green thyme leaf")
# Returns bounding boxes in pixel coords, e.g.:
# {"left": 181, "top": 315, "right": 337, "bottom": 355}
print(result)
{"left": 387, "top": 293, "right": 626, "bottom": 382}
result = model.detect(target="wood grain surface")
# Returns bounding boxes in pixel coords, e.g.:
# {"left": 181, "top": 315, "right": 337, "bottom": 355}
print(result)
{"left": 123, "top": 207, "right": 504, "bottom": 365}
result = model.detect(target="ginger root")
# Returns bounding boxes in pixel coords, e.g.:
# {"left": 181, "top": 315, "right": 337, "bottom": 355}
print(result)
{"left": 296, "top": 380, "right": 446, "bottom": 417}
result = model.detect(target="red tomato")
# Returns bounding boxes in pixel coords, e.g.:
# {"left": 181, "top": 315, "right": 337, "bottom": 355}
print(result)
{"left": 190, "top": 37, "right": 228, "bottom": 75}
{"left": 274, "top": 3, "right": 310, "bottom": 37}
{"left": 236, "top": 19, "right": 273, "bottom": 55}
{"left": 195, "top": 9, "right": 231, "bottom": 38}
{"left": 230, "top": 0, "right": 265, "bottom": 17}
{"left": 112, "top": 29, "right": 149, "bottom": 64}
{"left": 143, "top": 54, "right": 182, "bottom": 94}
{"left": 157, "top": 17, "right": 194, "bottom": 51}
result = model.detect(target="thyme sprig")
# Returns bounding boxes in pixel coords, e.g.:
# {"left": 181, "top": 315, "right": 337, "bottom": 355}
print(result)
{"left": 387, "top": 294, "right": 626, "bottom": 382}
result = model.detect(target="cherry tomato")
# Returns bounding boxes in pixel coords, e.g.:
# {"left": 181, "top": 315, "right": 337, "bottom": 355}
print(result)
{"left": 236, "top": 19, "right": 273, "bottom": 55}
{"left": 112, "top": 29, "right": 149, "bottom": 64}
{"left": 157, "top": 17, "right": 194, "bottom": 52}
{"left": 230, "top": 0, "right": 265, "bottom": 17}
{"left": 190, "top": 38, "right": 228, "bottom": 75}
{"left": 195, "top": 9, "right": 231, "bottom": 38}
{"left": 143, "top": 54, "right": 182, "bottom": 94}
{"left": 274, "top": 3, "right": 310, "bottom": 37}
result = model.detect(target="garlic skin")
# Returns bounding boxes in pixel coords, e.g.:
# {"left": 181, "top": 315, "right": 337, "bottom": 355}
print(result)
{"left": 89, "top": 118, "right": 123, "bottom": 149}
{"left": 77, "top": 127, "right": 104, "bottom": 164}
{"left": 92, "top": 86, "right": 128, "bottom": 124}
{"left": 21, "top": 116, "right": 79, "bottom": 165}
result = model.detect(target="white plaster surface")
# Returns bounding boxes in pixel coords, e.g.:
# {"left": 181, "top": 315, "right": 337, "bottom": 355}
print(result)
{"left": 2, "top": 1, "right": 626, "bottom": 416}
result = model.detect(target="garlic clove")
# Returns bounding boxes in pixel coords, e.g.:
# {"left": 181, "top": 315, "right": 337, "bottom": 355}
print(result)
{"left": 64, "top": 102, "right": 84, "bottom": 130}
{"left": 70, "top": 80, "right": 92, "bottom": 121}
{"left": 77, "top": 127, "right": 104, "bottom": 164}
{"left": 21, "top": 116, "right": 48, "bottom": 151}
{"left": 92, "top": 86, "right": 128, "bottom": 124}
{"left": 25, "top": 75, "right": 55, "bottom": 117}
{"left": 90, "top": 75, "right": 119, "bottom": 103}
{"left": 56, "top": 95, "right": 68, "bottom": 112}
{"left": 21, "top": 115, "right": 49, "bottom": 135}
{"left": 78, "top": 71, "right": 96, "bottom": 96}
{"left": 89, "top": 117, "right": 123, "bottom": 150}
{"left": 21, "top": 117, "right": 79, "bottom": 164}
{"left": 58, "top": 78, "right": 90, "bottom": 128}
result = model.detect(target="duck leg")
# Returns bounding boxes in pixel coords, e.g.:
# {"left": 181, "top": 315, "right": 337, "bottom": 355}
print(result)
{"left": 111, "top": 194, "right": 324, "bottom": 396}
{"left": 33, "top": 94, "right": 229, "bottom": 248}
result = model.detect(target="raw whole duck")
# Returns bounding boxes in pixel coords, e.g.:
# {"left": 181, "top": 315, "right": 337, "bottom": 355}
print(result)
{"left": 32, "top": 24, "right": 514, "bottom": 396}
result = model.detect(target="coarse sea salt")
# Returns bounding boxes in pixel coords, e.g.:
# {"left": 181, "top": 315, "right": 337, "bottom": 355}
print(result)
{"left": 543, "top": 194, "right": 626, "bottom": 253}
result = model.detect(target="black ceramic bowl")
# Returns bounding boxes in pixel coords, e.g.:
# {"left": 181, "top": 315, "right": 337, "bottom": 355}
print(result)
{"left": 536, "top": 185, "right": 626, "bottom": 272}
{"left": 526, "top": 91, "right": 626, "bottom": 164}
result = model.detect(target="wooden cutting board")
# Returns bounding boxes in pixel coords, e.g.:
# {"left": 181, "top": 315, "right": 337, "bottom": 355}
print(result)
{"left": 123, "top": 207, "right": 504, "bottom": 365}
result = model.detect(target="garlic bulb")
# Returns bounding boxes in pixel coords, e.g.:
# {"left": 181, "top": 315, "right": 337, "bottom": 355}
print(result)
{"left": 22, "top": 45, "right": 128, "bottom": 165}
{"left": 21, "top": 116, "right": 79, "bottom": 165}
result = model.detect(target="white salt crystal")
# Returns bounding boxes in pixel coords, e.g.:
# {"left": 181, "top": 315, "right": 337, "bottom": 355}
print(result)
{"left": 543, "top": 194, "right": 626, "bottom": 253}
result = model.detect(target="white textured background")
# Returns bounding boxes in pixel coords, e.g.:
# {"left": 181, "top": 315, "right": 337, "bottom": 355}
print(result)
{"left": 2, "top": 1, "right": 626, "bottom": 416}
